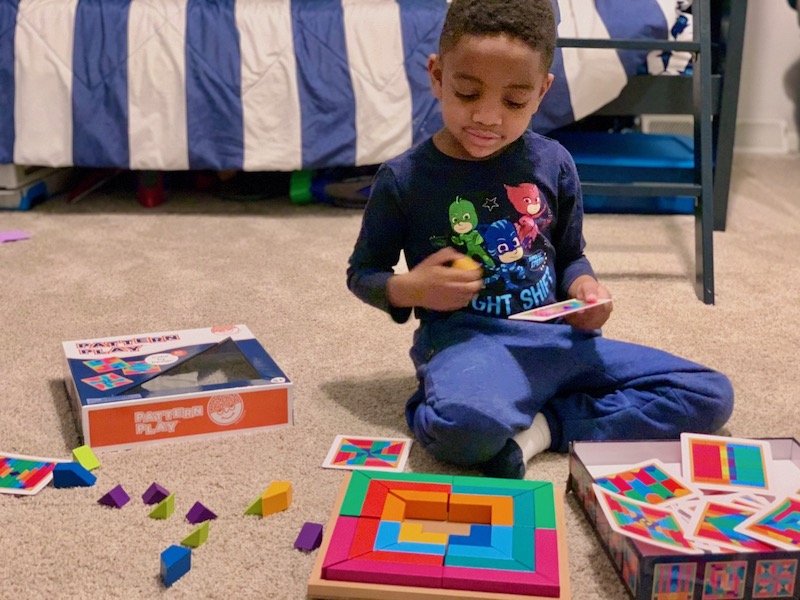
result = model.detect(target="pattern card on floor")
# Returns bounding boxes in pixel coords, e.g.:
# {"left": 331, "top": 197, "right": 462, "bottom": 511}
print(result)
{"left": 322, "top": 435, "right": 412, "bottom": 472}
{"left": 1, "top": 452, "right": 65, "bottom": 495}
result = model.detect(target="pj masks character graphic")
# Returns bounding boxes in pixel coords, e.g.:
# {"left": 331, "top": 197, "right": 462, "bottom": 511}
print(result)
{"left": 449, "top": 197, "right": 495, "bottom": 267}
{"left": 482, "top": 219, "right": 528, "bottom": 290}
{"left": 504, "top": 182, "right": 550, "bottom": 250}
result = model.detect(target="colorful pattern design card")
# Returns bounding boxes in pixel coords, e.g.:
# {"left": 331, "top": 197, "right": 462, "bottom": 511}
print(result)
{"left": 81, "top": 373, "right": 133, "bottom": 391}
{"left": 322, "top": 435, "right": 411, "bottom": 471}
{"left": 735, "top": 495, "right": 800, "bottom": 551}
{"left": 83, "top": 357, "right": 130, "bottom": 373}
{"left": 685, "top": 499, "right": 776, "bottom": 553}
{"left": 593, "top": 484, "right": 702, "bottom": 554}
{"left": 1, "top": 452, "right": 65, "bottom": 495}
{"left": 680, "top": 433, "right": 774, "bottom": 493}
{"left": 594, "top": 459, "right": 700, "bottom": 505}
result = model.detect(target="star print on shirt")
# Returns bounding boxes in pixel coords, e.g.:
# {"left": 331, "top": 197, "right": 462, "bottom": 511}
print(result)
{"left": 483, "top": 197, "right": 499, "bottom": 211}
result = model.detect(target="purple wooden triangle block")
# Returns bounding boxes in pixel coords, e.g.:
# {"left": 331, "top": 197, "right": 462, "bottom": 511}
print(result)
{"left": 98, "top": 484, "right": 130, "bottom": 509}
{"left": 186, "top": 501, "right": 217, "bottom": 524}
{"left": 142, "top": 482, "right": 170, "bottom": 505}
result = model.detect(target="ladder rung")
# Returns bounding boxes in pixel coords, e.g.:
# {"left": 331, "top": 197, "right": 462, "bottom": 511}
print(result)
{"left": 557, "top": 38, "right": 700, "bottom": 52}
{"left": 581, "top": 182, "right": 702, "bottom": 197}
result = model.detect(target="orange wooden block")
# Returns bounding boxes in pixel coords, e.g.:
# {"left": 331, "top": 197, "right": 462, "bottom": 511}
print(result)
{"left": 392, "top": 490, "right": 449, "bottom": 521}
{"left": 447, "top": 494, "right": 513, "bottom": 525}
{"left": 381, "top": 492, "right": 407, "bottom": 522}
{"left": 262, "top": 480, "right": 292, "bottom": 516}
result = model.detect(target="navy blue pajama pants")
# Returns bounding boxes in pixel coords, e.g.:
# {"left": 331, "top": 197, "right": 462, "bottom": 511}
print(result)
{"left": 405, "top": 312, "right": 734, "bottom": 468}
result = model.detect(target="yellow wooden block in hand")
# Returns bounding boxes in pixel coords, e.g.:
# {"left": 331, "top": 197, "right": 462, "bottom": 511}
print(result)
{"left": 451, "top": 256, "right": 481, "bottom": 271}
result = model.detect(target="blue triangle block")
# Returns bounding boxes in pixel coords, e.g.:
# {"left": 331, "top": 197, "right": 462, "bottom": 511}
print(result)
{"left": 160, "top": 545, "right": 191, "bottom": 587}
{"left": 53, "top": 462, "right": 97, "bottom": 488}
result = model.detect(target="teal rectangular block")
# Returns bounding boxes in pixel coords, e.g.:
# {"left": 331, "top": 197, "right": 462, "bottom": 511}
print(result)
{"left": 533, "top": 485, "right": 556, "bottom": 529}
{"left": 512, "top": 526, "right": 535, "bottom": 570}
{"left": 513, "top": 490, "right": 536, "bottom": 528}
{"left": 444, "top": 553, "right": 531, "bottom": 572}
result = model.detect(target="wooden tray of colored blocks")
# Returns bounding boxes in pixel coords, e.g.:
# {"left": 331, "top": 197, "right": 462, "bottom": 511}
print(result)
{"left": 307, "top": 471, "right": 570, "bottom": 599}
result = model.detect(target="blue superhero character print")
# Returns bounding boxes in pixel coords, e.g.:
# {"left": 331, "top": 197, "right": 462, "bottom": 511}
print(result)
{"left": 482, "top": 219, "right": 528, "bottom": 290}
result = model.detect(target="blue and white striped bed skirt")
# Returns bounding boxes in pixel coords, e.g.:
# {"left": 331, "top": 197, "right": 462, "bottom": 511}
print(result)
{"left": 0, "top": 0, "right": 675, "bottom": 172}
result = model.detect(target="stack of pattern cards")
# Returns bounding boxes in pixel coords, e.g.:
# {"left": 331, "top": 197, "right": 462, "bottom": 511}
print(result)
{"left": 591, "top": 433, "right": 800, "bottom": 556}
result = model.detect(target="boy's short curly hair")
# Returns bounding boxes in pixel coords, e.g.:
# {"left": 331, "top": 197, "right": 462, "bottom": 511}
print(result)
{"left": 438, "top": 0, "right": 557, "bottom": 71}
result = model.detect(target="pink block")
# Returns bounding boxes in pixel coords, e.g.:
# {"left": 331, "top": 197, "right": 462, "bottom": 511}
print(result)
{"left": 325, "top": 557, "right": 443, "bottom": 589}
{"left": 442, "top": 530, "right": 560, "bottom": 597}
{"left": 322, "top": 516, "right": 360, "bottom": 573}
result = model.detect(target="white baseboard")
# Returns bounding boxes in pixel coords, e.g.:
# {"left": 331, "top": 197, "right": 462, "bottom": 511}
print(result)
{"left": 734, "top": 119, "right": 797, "bottom": 154}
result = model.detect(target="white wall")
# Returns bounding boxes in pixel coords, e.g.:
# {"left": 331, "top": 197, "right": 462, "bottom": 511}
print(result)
{"left": 736, "top": 0, "right": 800, "bottom": 153}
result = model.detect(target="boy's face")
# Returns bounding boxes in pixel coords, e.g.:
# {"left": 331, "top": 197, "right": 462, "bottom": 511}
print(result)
{"left": 429, "top": 34, "right": 554, "bottom": 160}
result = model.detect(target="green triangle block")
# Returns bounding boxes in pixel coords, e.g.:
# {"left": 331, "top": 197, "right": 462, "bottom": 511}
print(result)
{"left": 181, "top": 521, "right": 209, "bottom": 548}
{"left": 149, "top": 493, "right": 175, "bottom": 519}
{"left": 72, "top": 445, "right": 101, "bottom": 471}
{"left": 244, "top": 495, "right": 263, "bottom": 516}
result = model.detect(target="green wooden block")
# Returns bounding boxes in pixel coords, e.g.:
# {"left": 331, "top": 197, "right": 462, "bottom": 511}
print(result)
{"left": 244, "top": 495, "right": 262, "bottom": 516}
{"left": 511, "top": 526, "right": 535, "bottom": 570}
{"left": 533, "top": 485, "right": 556, "bottom": 529}
{"left": 363, "top": 472, "right": 453, "bottom": 485}
{"left": 512, "top": 490, "right": 536, "bottom": 528}
{"left": 72, "top": 445, "right": 100, "bottom": 471}
{"left": 149, "top": 493, "right": 175, "bottom": 520}
{"left": 339, "top": 471, "right": 373, "bottom": 517}
{"left": 444, "top": 553, "right": 530, "bottom": 572}
{"left": 181, "top": 521, "right": 209, "bottom": 548}
{"left": 452, "top": 475, "right": 538, "bottom": 493}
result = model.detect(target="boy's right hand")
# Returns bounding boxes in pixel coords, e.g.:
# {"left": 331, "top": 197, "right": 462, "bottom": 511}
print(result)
{"left": 387, "top": 247, "right": 484, "bottom": 311}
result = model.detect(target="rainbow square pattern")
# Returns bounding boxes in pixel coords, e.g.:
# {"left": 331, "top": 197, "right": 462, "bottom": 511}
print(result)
{"left": 702, "top": 560, "right": 747, "bottom": 599}
{"left": 81, "top": 373, "right": 133, "bottom": 391}
{"left": 652, "top": 562, "right": 697, "bottom": 600}
{"left": 83, "top": 357, "right": 130, "bottom": 373}
{"left": 323, "top": 435, "right": 411, "bottom": 471}
{"left": 752, "top": 559, "right": 798, "bottom": 598}
{"left": 320, "top": 471, "right": 560, "bottom": 597}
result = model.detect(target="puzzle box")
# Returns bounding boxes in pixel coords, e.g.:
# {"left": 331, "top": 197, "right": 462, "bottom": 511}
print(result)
{"left": 63, "top": 324, "right": 292, "bottom": 451}
{"left": 569, "top": 438, "right": 800, "bottom": 600}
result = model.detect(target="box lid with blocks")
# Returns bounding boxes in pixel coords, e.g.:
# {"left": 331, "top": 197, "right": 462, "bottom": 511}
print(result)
{"left": 62, "top": 324, "right": 292, "bottom": 451}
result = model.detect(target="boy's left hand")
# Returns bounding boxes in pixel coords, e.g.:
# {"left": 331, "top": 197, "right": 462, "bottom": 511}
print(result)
{"left": 565, "top": 276, "right": 613, "bottom": 330}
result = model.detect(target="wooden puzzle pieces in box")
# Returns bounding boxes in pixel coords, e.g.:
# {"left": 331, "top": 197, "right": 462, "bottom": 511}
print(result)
{"left": 62, "top": 325, "right": 292, "bottom": 451}
{"left": 308, "top": 471, "right": 570, "bottom": 599}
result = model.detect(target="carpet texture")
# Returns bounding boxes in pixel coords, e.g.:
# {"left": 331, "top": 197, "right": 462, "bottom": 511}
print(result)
{"left": 1, "top": 153, "right": 798, "bottom": 599}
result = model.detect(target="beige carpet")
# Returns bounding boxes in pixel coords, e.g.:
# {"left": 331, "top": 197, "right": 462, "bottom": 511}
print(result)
{"left": 1, "top": 153, "right": 799, "bottom": 600}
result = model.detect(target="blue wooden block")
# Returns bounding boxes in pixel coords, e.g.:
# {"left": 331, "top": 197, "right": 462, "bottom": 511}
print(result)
{"left": 160, "top": 545, "right": 191, "bottom": 587}
{"left": 53, "top": 462, "right": 96, "bottom": 488}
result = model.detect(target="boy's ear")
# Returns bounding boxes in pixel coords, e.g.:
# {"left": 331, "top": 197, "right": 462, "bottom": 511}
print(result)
{"left": 537, "top": 73, "right": 555, "bottom": 103}
{"left": 428, "top": 54, "right": 443, "bottom": 100}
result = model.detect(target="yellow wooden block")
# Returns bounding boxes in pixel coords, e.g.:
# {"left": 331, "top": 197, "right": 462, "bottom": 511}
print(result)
{"left": 72, "top": 445, "right": 100, "bottom": 471}
{"left": 262, "top": 481, "right": 292, "bottom": 516}
{"left": 398, "top": 522, "right": 449, "bottom": 545}
{"left": 451, "top": 256, "right": 481, "bottom": 271}
{"left": 448, "top": 493, "right": 515, "bottom": 525}
{"left": 380, "top": 492, "right": 406, "bottom": 522}
{"left": 392, "top": 490, "right": 449, "bottom": 521}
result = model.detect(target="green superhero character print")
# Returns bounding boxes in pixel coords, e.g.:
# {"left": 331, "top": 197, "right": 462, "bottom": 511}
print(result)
{"left": 448, "top": 197, "right": 495, "bottom": 268}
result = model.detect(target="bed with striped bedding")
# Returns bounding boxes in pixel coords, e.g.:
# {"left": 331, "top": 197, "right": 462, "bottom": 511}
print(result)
{"left": 0, "top": 0, "right": 678, "bottom": 172}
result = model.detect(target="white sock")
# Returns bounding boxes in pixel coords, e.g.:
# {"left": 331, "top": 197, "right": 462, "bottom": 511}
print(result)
{"left": 513, "top": 413, "right": 552, "bottom": 463}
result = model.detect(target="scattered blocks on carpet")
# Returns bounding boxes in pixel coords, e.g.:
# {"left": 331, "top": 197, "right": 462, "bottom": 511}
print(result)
{"left": 52, "top": 462, "right": 96, "bottom": 488}
{"left": 98, "top": 484, "right": 130, "bottom": 509}
{"left": 245, "top": 481, "right": 293, "bottom": 517}
{"left": 295, "top": 522, "right": 324, "bottom": 552}
{"left": 72, "top": 445, "right": 100, "bottom": 471}
{"left": 161, "top": 544, "right": 191, "bottom": 587}
{"left": 149, "top": 493, "right": 175, "bottom": 520}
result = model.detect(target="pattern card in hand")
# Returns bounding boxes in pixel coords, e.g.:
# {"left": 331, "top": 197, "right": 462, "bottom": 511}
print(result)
{"left": 680, "top": 433, "right": 774, "bottom": 493}
{"left": 594, "top": 459, "right": 701, "bottom": 506}
{"left": 1, "top": 452, "right": 66, "bottom": 495}
{"left": 734, "top": 495, "right": 800, "bottom": 551}
{"left": 508, "top": 297, "right": 612, "bottom": 322}
{"left": 685, "top": 499, "right": 776, "bottom": 553}
{"left": 593, "top": 484, "right": 702, "bottom": 554}
{"left": 322, "top": 435, "right": 412, "bottom": 472}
